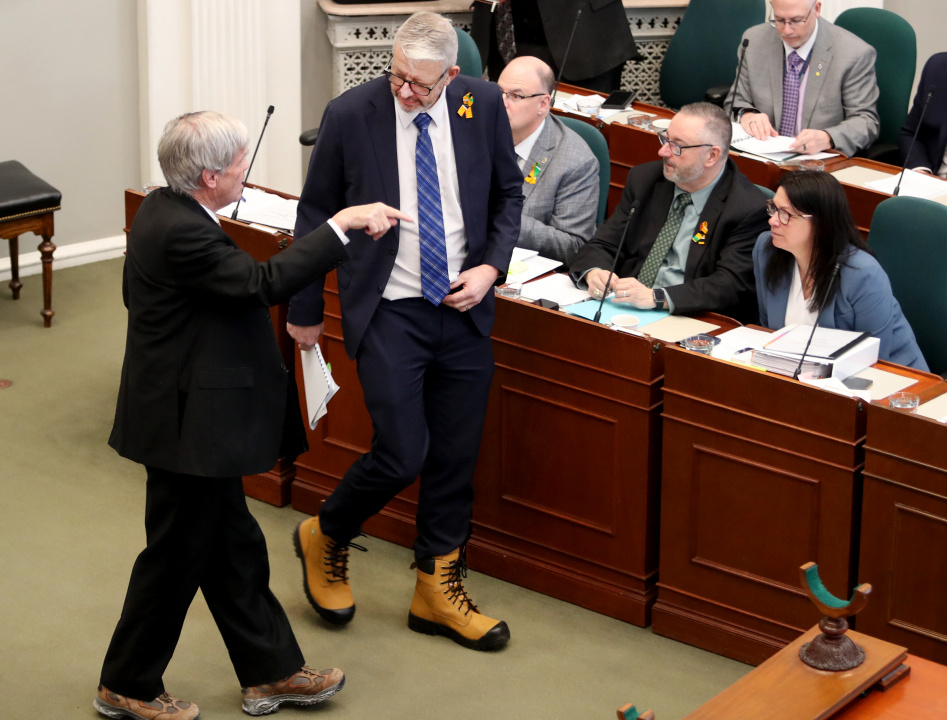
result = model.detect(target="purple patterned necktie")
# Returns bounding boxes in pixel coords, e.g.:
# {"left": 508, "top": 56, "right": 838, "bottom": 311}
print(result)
{"left": 779, "top": 51, "right": 803, "bottom": 137}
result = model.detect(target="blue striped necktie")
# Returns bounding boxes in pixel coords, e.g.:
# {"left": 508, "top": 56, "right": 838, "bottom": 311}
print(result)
{"left": 413, "top": 112, "right": 450, "bottom": 305}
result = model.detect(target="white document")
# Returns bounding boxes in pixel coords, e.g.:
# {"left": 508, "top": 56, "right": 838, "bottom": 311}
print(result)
{"left": 763, "top": 324, "right": 867, "bottom": 359}
{"left": 300, "top": 345, "right": 340, "bottom": 430}
{"left": 520, "top": 272, "right": 590, "bottom": 306}
{"left": 506, "top": 254, "right": 562, "bottom": 285}
{"left": 917, "top": 392, "right": 947, "bottom": 422}
{"left": 219, "top": 186, "right": 299, "bottom": 232}
{"left": 866, "top": 169, "right": 947, "bottom": 199}
{"left": 712, "top": 326, "right": 773, "bottom": 361}
{"left": 732, "top": 134, "right": 798, "bottom": 158}
{"left": 849, "top": 367, "right": 919, "bottom": 401}
{"left": 643, "top": 316, "right": 719, "bottom": 343}
{"left": 511, "top": 247, "right": 539, "bottom": 263}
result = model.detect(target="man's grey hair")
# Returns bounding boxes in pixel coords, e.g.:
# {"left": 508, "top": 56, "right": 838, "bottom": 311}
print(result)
{"left": 157, "top": 111, "right": 249, "bottom": 195}
{"left": 394, "top": 12, "right": 458, "bottom": 69}
{"left": 678, "top": 102, "right": 732, "bottom": 155}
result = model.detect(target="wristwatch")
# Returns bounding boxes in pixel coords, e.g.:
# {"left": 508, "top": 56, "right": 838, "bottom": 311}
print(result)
{"left": 652, "top": 288, "right": 666, "bottom": 309}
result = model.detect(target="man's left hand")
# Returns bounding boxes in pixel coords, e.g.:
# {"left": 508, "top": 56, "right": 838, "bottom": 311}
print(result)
{"left": 442, "top": 265, "right": 500, "bottom": 312}
{"left": 607, "top": 277, "right": 657, "bottom": 309}
{"left": 790, "top": 129, "right": 833, "bottom": 155}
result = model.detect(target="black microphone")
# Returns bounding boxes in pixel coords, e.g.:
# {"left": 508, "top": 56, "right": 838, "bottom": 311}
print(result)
{"left": 792, "top": 261, "right": 840, "bottom": 380}
{"left": 593, "top": 200, "right": 641, "bottom": 324}
{"left": 893, "top": 86, "right": 935, "bottom": 197}
{"left": 232, "top": 105, "right": 275, "bottom": 221}
{"left": 550, "top": 7, "right": 583, "bottom": 108}
{"left": 730, "top": 39, "right": 750, "bottom": 121}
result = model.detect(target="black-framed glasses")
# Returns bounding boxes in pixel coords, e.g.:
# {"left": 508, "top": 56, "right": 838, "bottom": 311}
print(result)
{"left": 384, "top": 65, "right": 448, "bottom": 96}
{"left": 769, "top": 0, "right": 818, "bottom": 29}
{"left": 500, "top": 90, "right": 548, "bottom": 103}
{"left": 657, "top": 130, "right": 714, "bottom": 157}
{"left": 766, "top": 199, "right": 812, "bottom": 224}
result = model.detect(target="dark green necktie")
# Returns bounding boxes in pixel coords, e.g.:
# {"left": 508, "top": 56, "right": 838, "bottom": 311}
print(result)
{"left": 637, "top": 192, "right": 692, "bottom": 289}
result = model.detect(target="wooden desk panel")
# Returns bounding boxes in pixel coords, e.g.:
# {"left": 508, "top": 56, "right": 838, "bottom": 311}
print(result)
{"left": 124, "top": 189, "right": 298, "bottom": 506}
{"left": 292, "top": 289, "right": 680, "bottom": 625}
{"left": 831, "top": 654, "right": 947, "bottom": 720}
{"left": 859, "top": 386, "right": 947, "bottom": 664}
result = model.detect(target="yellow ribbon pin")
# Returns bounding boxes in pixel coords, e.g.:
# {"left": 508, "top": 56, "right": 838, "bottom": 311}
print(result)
{"left": 457, "top": 92, "right": 474, "bottom": 118}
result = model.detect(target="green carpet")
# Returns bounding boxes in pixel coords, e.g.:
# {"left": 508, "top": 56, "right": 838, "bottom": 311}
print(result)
{"left": 0, "top": 258, "right": 748, "bottom": 719}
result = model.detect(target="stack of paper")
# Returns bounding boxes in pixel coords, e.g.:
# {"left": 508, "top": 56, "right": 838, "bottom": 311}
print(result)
{"left": 219, "top": 187, "right": 299, "bottom": 232}
{"left": 751, "top": 324, "right": 879, "bottom": 380}
{"left": 506, "top": 248, "right": 562, "bottom": 284}
{"left": 301, "top": 345, "right": 340, "bottom": 430}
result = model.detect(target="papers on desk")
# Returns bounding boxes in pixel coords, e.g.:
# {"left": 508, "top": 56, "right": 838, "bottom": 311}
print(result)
{"left": 917, "top": 392, "right": 947, "bottom": 422}
{"left": 552, "top": 92, "right": 624, "bottom": 121}
{"left": 848, "top": 366, "right": 918, "bottom": 402}
{"left": 731, "top": 132, "right": 798, "bottom": 162}
{"left": 300, "top": 345, "right": 340, "bottom": 430}
{"left": 219, "top": 187, "right": 298, "bottom": 232}
{"left": 866, "top": 169, "right": 947, "bottom": 199}
{"left": 520, "top": 272, "right": 590, "bottom": 306}
{"left": 751, "top": 324, "right": 879, "bottom": 380}
{"left": 564, "top": 298, "right": 668, "bottom": 326}
{"left": 506, "top": 248, "right": 562, "bottom": 284}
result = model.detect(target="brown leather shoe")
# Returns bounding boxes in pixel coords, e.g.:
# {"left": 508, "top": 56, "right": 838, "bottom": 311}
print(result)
{"left": 241, "top": 666, "right": 345, "bottom": 716}
{"left": 94, "top": 685, "right": 200, "bottom": 720}
{"left": 293, "top": 517, "right": 364, "bottom": 624}
{"left": 408, "top": 548, "right": 510, "bottom": 650}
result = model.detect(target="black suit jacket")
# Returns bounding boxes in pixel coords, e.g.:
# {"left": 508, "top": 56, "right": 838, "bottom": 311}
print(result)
{"left": 109, "top": 188, "right": 346, "bottom": 477}
{"left": 899, "top": 52, "right": 947, "bottom": 173}
{"left": 569, "top": 159, "right": 768, "bottom": 322}
{"left": 288, "top": 75, "right": 523, "bottom": 358}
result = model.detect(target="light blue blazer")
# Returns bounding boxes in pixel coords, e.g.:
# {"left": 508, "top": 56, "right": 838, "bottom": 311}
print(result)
{"left": 753, "top": 232, "right": 928, "bottom": 371}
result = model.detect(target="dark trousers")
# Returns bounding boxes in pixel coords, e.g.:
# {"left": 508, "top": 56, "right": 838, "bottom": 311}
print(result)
{"left": 320, "top": 298, "right": 494, "bottom": 560}
{"left": 100, "top": 469, "right": 304, "bottom": 700}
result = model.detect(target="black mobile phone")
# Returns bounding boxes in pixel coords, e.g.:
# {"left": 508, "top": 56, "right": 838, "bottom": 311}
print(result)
{"left": 602, "top": 90, "right": 636, "bottom": 110}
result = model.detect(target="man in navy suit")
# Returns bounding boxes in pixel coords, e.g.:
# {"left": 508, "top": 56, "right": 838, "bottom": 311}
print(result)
{"left": 289, "top": 12, "right": 523, "bottom": 651}
{"left": 899, "top": 52, "right": 947, "bottom": 178}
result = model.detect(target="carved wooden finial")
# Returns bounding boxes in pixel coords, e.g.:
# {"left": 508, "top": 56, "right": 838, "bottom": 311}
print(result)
{"left": 798, "top": 562, "right": 872, "bottom": 671}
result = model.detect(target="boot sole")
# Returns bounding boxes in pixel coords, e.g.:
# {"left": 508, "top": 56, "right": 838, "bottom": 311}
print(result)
{"left": 292, "top": 523, "right": 355, "bottom": 626}
{"left": 242, "top": 675, "right": 345, "bottom": 716}
{"left": 93, "top": 696, "right": 201, "bottom": 720}
{"left": 408, "top": 612, "right": 510, "bottom": 651}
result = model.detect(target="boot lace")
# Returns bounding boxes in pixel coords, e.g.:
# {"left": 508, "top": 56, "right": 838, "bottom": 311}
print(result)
{"left": 323, "top": 537, "right": 367, "bottom": 583}
{"left": 440, "top": 549, "right": 480, "bottom": 617}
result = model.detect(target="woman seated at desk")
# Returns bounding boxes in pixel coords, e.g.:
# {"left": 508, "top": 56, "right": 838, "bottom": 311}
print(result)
{"left": 753, "top": 171, "right": 928, "bottom": 370}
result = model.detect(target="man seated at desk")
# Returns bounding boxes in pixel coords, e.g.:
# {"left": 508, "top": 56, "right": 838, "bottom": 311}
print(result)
{"left": 570, "top": 102, "right": 768, "bottom": 323}
{"left": 899, "top": 52, "right": 947, "bottom": 177}
{"left": 498, "top": 55, "right": 599, "bottom": 265}
{"left": 725, "top": 0, "right": 880, "bottom": 158}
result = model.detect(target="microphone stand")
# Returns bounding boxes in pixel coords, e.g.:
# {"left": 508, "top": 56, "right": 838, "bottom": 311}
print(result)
{"left": 550, "top": 8, "right": 582, "bottom": 109}
{"left": 792, "top": 262, "right": 840, "bottom": 380}
{"left": 593, "top": 201, "right": 640, "bottom": 324}
{"left": 730, "top": 39, "right": 750, "bottom": 119}
{"left": 893, "top": 87, "right": 935, "bottom": 197}
{"left": 232, "top": 105, "right": 275, "bottom": 221}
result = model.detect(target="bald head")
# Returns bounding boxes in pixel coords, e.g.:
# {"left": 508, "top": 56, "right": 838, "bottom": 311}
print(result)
{"left": 498, "top": 56, "right": 555, "bottom": 145}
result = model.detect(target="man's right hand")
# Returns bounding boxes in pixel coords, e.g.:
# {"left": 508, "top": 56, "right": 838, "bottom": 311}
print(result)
{"left": 740, "top": 111, "right": 778, "bottom": 141}
{"left": 287, "top": 321, "right": 325, "bottom": 351}
{"left": 585, "top": 268, "right": 621, "bottom": 299}
{"left": 332, "top": 203, "right": 414, "bottom": 240}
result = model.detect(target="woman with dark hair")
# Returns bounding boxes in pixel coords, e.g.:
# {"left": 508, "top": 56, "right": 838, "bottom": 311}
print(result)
{"left": 753, "top": 171, "right": 928, "bottom": 370}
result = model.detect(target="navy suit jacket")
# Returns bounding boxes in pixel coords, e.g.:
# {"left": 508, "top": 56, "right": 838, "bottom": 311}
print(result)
{"left": 753, "top": 232, "right": 928, "bottom": 371}
{"left": 899, "top": 52, "right": 947, "bottom": 173}
{"left": 289, "top": 76, "right": 523, "bottom": 359}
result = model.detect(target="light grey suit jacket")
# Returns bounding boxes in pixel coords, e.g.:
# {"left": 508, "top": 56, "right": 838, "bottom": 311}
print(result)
{"left": 724, "top": 18, "right": 880, "bottom": 157}
{"left": 517, "top": 115, "right": 599, "bottom": 265}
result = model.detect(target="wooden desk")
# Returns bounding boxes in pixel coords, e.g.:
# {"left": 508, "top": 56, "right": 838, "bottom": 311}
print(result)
{"left": 123, "top": 189, "right": 300, "bottom": 506}
{"left": 832, "top": 654, "right": 947, "bottom": 719}
{"left": 291, "top": 283, "right": 738, "bottom": 625}
{"left": 654, "top": 345, "right": 941, "bottom": 665}
{"left": 858, "top": 383, "right": 947, "bottom": 664}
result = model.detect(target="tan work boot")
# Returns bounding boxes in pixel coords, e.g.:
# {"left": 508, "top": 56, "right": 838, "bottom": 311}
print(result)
{"left": 241, "top": 665, "right": 345, "bottom": 716}
{"left": 94, "top": 685, "right": 200, "bottom": 720}
{"left": 408, "top": 548, "right": 510, "bottom": 650}
{"left": 293, "top": 517, "right": 362, "bottom": 624}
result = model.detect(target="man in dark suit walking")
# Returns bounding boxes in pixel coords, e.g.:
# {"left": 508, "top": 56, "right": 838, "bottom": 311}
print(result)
{"left": 570, "top": 102, "right": 768, "bottom": 324}
{"left": 288, "top": 12, "right": 523, "bottom": 651}
{"left": 98, "top": 110, "right": 409, "bottom": 720}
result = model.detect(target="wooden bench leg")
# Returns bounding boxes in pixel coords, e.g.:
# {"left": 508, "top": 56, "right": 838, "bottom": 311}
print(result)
{"left": 38, "top": 233, "right": 55, "bottom": 327}
{"left": 8, "top": 236, "right": 22, "bottom": 299}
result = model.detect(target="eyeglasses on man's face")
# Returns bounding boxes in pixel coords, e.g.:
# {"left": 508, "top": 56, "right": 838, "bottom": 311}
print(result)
{"left": 384, "top": 65, "right": 448, "bottom": 96}
{"left": 766, "top": 199, "right": 813, "bottom": 224}
{"left": 657, "top": 130, "right": 714, "bottom": 157}
{"left": 769, "top": 0, "right": 818, "bottom": 29}
{"left": 500, "top": 90, "right": 548, "bottom": 103}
